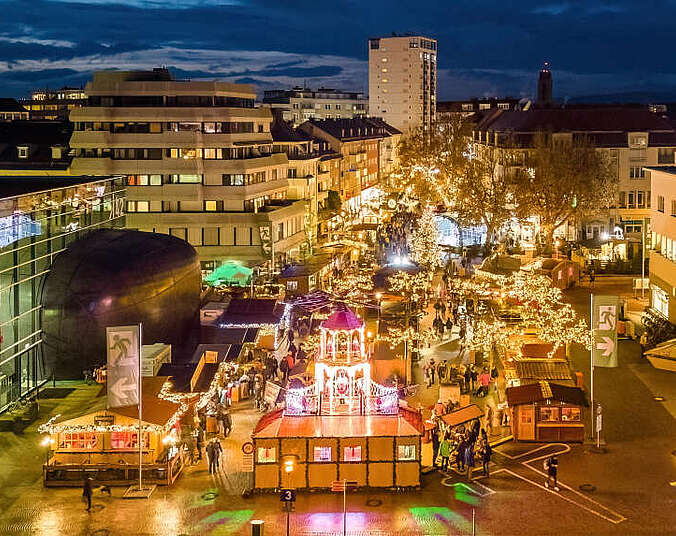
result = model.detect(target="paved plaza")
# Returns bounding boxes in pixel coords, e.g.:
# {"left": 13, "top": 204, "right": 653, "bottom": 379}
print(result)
{"left": 0, "top": 277, "right": 674, "bottom": 536}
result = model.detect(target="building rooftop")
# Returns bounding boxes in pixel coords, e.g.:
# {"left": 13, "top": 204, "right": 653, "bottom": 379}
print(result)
{"left": 303, "top": 117, "right": 392, "bottom": 141}
{"left": 478, "top": 108, "right": 675, "bottom": 133}
{"left": 506, "top": 381, "right": 588, "bottom": 407}
{"left": 645, "top": 166, "right": 676, "bottom": 176}
{"left": 0, "top": 98, "right": 27, "bottom": 113}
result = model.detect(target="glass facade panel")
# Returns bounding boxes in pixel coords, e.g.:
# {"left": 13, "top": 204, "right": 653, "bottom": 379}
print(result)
{"left": 0, "top": 177, "right": 125, "bottom": 413}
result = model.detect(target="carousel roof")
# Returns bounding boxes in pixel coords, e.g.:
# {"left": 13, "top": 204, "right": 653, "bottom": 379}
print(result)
{"left": 320, "top": 308, "right": 364, "bottom": 331}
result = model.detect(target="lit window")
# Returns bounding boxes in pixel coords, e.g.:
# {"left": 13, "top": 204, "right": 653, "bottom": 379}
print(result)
{"left": 397, "top": 444, "right": 416, "bottom": 461}
{"left": 58, "top": 433, "right": 98, "bottom": 450}
{"left": 343, "top": 446, "right": 362, "bottom": 462}
{"left": 382, "top": 68, "right": 388, "bottom": 73}
{"left": 111, "top": 432, "right": 149, "bottom": 449}
{"left": 561, "top": 407, "right": 581, "bottom": 422}
{"left": 258, "top": 447, "right": 276, "bottom": 463}
{"left": 314, "top": 446, "right": 332, "bottom": 462}
{"left": 205, "top": 201, "right": 218, "bottom": 212}
{"left": 381, "top": 58, "right": 388, "bottom": 63}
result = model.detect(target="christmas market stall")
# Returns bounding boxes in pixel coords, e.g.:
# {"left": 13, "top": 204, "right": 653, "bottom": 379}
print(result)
{"left": 39, "top": 377, "right": 187, "bottom": 487}
{"left": 251, "top": 307, "right": 423, "bottom": 490}
{"left": 506, "top": 381, "right": 588, "bottom": 442}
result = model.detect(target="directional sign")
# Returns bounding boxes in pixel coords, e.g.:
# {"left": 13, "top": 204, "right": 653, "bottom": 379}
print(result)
{"left": 242, "top": 453, "right": 254, "bottom": 472}
{"left": 280, "top": 489, "right": 296, "bottom": 502}
{"left": 331, "top": 480, "right": 358, "bottom": 492}
{"left": 592, "top": 295, "right": 620, "bottom": 368}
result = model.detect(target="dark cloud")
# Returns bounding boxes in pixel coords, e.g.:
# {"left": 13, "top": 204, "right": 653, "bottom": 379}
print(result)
{"left": 0, "top": 0, "right": 675, "bottom": 99}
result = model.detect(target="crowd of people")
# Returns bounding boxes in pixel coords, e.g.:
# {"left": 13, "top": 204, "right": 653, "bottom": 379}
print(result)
{"left": 431, "top": 417, "right": 493, "bottom": 479}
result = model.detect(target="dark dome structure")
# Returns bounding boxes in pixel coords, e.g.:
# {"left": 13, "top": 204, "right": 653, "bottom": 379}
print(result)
{"left": 40, "top": 229, "right": 201, "bottom": 378}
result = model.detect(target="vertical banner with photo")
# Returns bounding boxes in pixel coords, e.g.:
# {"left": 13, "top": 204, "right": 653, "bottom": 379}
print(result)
{"left": 106, "top": 325, "right": 141, "bottom": 408}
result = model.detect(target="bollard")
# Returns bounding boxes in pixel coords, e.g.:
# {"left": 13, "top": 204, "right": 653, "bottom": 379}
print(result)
{"left": 250, "top": 520, "right": 264, "bottom": 536}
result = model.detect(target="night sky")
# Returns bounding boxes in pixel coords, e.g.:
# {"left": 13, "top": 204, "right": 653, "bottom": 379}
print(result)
{"left": 1, "top": 0, "right": 675, "bottom": 101}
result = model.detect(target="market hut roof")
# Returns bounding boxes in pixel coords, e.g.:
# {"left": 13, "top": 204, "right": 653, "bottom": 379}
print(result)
{"left": 513, "top": 358, "right": 573, "bottom": 382}
{"left": 320, "top": 308, "right": 364, "bottom": 331}
{"left": 506, "top": 381, "right": 588, "bottom": 407}
{"left": 440, "top": 404, "right": 484, "bottom": 427}
{"left": 253, "top": 413, "right": 420, "bottom": 439}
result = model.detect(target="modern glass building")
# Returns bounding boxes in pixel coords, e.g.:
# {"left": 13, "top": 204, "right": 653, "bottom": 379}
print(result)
{"left": 0, "top": 175, "right": 125, "bottom": 412}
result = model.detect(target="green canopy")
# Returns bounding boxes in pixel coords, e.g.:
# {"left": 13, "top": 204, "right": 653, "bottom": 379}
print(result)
{"left": 204, "top": 261, "right": 253, "bottom": 287}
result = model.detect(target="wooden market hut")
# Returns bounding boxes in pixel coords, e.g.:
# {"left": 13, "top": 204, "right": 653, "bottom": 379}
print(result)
{"left": 506, "top": 381, "right": 588, "bottom": 443}
{"left": 521, "top": 258, "right": 580, "bottom": 289}
{"left": 40, "top": 377, "right": 187, "bottom": 487}
{"left": 251, "top": 406, "right": 423, "bottom": 490}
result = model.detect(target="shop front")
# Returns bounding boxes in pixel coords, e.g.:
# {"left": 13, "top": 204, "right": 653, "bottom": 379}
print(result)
{"left": 506, "top": 381, "right": 587, "bottom": 443}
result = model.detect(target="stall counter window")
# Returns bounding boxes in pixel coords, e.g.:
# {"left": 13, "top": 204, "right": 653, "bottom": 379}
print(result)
{"left": 111, "top": 431, "right": 150, "bottom": 449}
{"left": 258, "top": 447, "right": 276, "bottom": 463}
{"left": 59, "top": 432, "right": 98, "bottom": 450}
{"left": 539, "top": 407, "right": 560, "bottom": 422}
{"left": 397, "top": 444, "right": 416, "bottom": 461}
{"left": 314, "top": 446, "right": 332, "bottom": 462}
{"left": 343, "top": 446, "right": 362, "bottom": 462}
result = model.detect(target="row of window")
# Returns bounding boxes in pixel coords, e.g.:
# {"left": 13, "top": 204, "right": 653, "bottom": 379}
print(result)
{"left": 87, "top": 95, "right": 254, "bottom": 108}
{"left": 619, "top": 190, "right": 650, "bottom": 209}
{"left": 126, "top": 172, "right": 280, "bottom": 186}
{"left": 77, "top": 146, "right": 276, "bottom": 160}
{"left": 656, "top": 195, "right": 676, "bottom": 216}
{"left": 74, "top": 121, "right": 263, "bottom": 134}
{"left": 58, "top": 432, "right": 149, "bottom": 450}
{"left": 257, "top": 444, "right": 416, "bottom": 463}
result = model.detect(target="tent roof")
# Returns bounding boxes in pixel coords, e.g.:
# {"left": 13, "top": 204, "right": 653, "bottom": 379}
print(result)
{"left": 506, "top": 381, "right": 588, "bottom": 407}
{"left": 204, "top": 261, "right": 253, "bottom": 286}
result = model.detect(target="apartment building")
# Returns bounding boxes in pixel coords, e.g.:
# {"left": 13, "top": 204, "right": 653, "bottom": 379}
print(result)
{"left": 646, "top": 166, "right": 676, "bottom": 324}
{"left": 0, "top": 121, "right": 72, "bottom": 175}
{"left": 368, "top": 34, "right": 437, "bottom": 133}
{"left": 69, "top": 69, "right": 306, "bottom": 272}
{"left": 437, "top": 98, "right": 521, "bottom": 121}
{"left": 474, "top": 108, "right": 676, "bottom": 243}
{"left": 263, "top": 87, "right": 368, "bottom": 126}
{"left": 21, "top": 87, "right": 87, "bottom": 121}
{"left": 298, "top": 118, "right": 397, "bottom": 218}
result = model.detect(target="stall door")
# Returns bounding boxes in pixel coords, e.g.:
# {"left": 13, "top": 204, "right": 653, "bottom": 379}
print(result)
{"left": 518, "top": 406, "right": 535, "bottom": 440}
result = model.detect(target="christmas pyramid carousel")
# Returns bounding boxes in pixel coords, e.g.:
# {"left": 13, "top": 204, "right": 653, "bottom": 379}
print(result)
{"left": 252, "top": 307, "right": 423, "bottom": 491}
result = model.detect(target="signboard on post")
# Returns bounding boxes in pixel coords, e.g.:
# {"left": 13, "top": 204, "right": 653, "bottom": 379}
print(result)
{"left": 592, "top": 295, "right": 620, "bottom": 368}
{"left": 242, "top": 453, "right": 254, "bottom": 472}
{"left": 280, "top": 489, "right": 296, "bottom": 502}
{"left": 106, "top": 325, "right": 141, "bottom": 408}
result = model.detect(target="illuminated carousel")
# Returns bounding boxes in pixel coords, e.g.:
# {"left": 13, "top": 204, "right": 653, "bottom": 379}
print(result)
{"left": 252, "top": 307, "right": 423, "bottom": 491}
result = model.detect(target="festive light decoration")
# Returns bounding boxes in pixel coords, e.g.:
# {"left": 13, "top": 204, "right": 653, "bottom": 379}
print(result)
{"left": 410, "top": 205, "right": 443, "bottom": 272}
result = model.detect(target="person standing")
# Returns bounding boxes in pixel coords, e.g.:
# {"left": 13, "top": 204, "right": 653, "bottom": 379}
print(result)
{"left": 195, "top": 429, "right": 204, "bottom": 462}
{"left": 485, "top": 406, "right": 494, "bottom": 437}
{"left": 222, "top": 408, "right": 232, "bottom": 437}
{"left": 544, "top": 455, "right": 559, "bottom": 491}
{"left": 471, "top": 365, "right": 479, "bottom": 392}
{"left": 464, "top": 441, "right": 475, "bottom": 479}
{"left": 82, "top": 477, "right": 93, "bottom": 511}
{"left": 431, "top": 428, "right": 440, "bottom": 468}
{"left": 476, "top": 368, "right": 491, "bottom": 397}
{"left": 463, "top": 366, "right": 472, "bottom": 394}
{"left": 429, "top": 359, "right": 436, "bottom": 384}
{"left": 206, "top": 440, "right": 216, "bottom": 474}
{"left": 439, "top": 434, "right": 452, "bottom": 471}
{"left": 456, "top": 436, "right": 467, "bottom": 472}
{"left": 212, "top": 438, "right": 223, "bottom": 471}
{"left": 481, "top": 441, "right": 492, "bottom": 477}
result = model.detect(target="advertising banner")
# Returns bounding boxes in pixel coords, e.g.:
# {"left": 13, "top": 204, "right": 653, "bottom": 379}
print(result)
{"left": 592, "top": 295, "right": 620, "bottom": 368}
{"left": 106, "top": 324, "right": 141, "bottom": 408}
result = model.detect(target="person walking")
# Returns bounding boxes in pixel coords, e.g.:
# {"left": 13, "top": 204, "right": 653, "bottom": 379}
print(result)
{"left": 475, "top": 368, "right": 491, "bottom": 397}
{"left": 206, "top": 440, "right": 216, "bottom": 474}
{"left": 222, "top": 408, "right": 232, "bottom": 437}
{"left": 471, "top": 365, "right": 479, "bottom": 392}
{"left": 82, "top": 477, "right": 93, "bottom": 511}
{"left": 589, "top": 269, "right": 596, "bottom": 289}
{"left": 195, "top": 429, "right": 204, "bottom": 462}
{"left": 464, "top": 441, "right": 475, "bottom": 479}
{"left": 463, "top": 366, "right": 472, "bottom": 394}
{"left": 429, "top": 359, "right": 436, "bottom": 384}
{"left": 481, "top": 440, "right": 492, "bottom": 477}
{"left": 212, "top": 438, "right": 223, "bottom": 471}
{"left": 544, "top": 455, "right": 559, "bottom": 491}
{"left": 439, "top": 434, "right": 452, "bottom": 471}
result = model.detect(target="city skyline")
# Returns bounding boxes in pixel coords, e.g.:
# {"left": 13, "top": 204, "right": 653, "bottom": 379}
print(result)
{"left": 1, "top": 0, "right": 676, "bottom": 101}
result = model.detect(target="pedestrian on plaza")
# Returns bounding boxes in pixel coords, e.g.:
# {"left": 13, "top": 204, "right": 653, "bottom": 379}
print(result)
{"left": 445, "top": 317, "right": 453, "bottom": 337}
{"left": 463, "top": 367, "right": 472, "bottom": 394}
{"left": 464, "top": 441, "right": 475, "bottom": 479}
{"left": 437, "top": 361, "right": 446, "bottom": 384}
{"left": 212, "top": 438, "right": 223, "bottom": 470}
{"left": 485, "top": 406, "right": 494, "bottom": 437}
{"left": 222, "top": 408, "right": 232, "bottom": 437}
{"left": 544, "top": 455, "right": 559, "bottom": 491}
{"left": 491, "top": 365, "right": 499, "bottom": 392}
{"left": 481, "top": 441, "right": 493, "bottom": 477}
{"left": 206, "top": 440, "right": 216, "bottom": 474}
{"left": 456, "top": 437, "right": 467, "bottom": 472}
{"left": 432, "top": 428, "right": 440, "bottom": 468}
{"left": 475, "top": 368, "right": 491, "bottom": 397}
{"left": 439, "top": 434, "right": 452, "bottom": 471}
{"left": 429, "top": 359, "right": 436, "bottom": 384}
{"left": 471, "top": 366, "right": 479, "bottom": 392}
{"left": 82, "top": 476, "right": 93, "bottom": 511}
{"left": 195, "top": 429, "right": 204, "bottom": 462}
{"left": 589, "top": 269, "right": 596, "bottom": 289}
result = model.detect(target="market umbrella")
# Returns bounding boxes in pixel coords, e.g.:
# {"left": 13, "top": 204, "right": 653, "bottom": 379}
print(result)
{"left": 204, "top": 261, "right": 253, "bottom": 287}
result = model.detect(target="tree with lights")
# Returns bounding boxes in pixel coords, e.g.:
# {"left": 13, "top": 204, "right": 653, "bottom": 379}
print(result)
{"left": 410, "top": 206, "right": 443, "bottom": 272}
{"left": 511, "top": 132, "right": 617, "bottom": 252}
